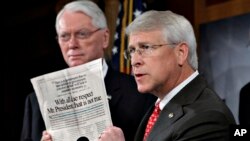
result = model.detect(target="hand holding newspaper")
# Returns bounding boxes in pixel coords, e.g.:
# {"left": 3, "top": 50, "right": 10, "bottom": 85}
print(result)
{"left": 31, "top": 58, "right": 112, "bottom": 141}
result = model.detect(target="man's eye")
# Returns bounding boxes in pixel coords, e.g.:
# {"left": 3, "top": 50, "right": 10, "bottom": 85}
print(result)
{"left": 78, "top": 31, "right": 88, "bottom": 37}
{"left": 128, "top": 48, "right": 136, "bottom": 53}
{"left": 141, "top": 45, "right": 151, "bottom": 50}
{"left": 59, "top": 34, "right": 70, "bottom": 40}
{"left": 60, "top": 34, "right": 68, "bottom": 38}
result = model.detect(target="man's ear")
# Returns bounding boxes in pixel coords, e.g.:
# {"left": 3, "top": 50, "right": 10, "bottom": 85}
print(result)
{"left": 176, "top": 42, "right": 189, "bottom": 66}
{"left": 103, "top": 29, "right": 110, "bottom": 49}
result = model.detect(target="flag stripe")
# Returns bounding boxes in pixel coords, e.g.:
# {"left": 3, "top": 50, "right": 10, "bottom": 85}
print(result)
{"left": 126, "top": 0, "right": 133, "bottom": 74}
{"left": 119, "top": 0, "right": 128, "bottom": 73}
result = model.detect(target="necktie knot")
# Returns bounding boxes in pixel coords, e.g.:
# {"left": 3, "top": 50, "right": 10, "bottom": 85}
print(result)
{"left": 143, "top": 102, "right": 161, "bottom": 141}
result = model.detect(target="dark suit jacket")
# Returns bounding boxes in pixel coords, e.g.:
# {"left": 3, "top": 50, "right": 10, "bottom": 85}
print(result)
{"left": 20, "top": 67, "right": 156, "bottom": 141}
{"left": 135, "top": 75, "right": 236, "bottom": 141}
{"left": 239, "top": 82, "right": 250, "bottom": 125}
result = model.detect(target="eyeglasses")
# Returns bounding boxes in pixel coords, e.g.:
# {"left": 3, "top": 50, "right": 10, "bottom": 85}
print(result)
{"left": 57, "top": 28, "right": 101, "bottom": 42}
{"left": 124, "top": 43, "right": 177, "bottom": 60}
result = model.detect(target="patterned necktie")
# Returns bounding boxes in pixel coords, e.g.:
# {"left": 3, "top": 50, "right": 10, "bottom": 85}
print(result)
{"left": 143, "top": 102, "right": 161, "bottom": 141}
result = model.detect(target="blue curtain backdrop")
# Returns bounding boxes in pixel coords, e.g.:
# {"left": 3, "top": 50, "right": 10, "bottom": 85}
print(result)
{"left": 199, "top": 13, "right": 250, "bottom": 124}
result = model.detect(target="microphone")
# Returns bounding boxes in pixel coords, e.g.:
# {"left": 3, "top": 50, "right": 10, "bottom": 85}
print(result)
{"left": 77, "top": 137, "right": 89, "bottom": 141}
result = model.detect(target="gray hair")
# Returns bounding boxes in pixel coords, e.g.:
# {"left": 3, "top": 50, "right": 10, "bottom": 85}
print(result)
{"left": 126, "top": 10, "right": 198, "bottom": 70}
{"left": 55, "top": 0, "right": 107, "bottom": 32}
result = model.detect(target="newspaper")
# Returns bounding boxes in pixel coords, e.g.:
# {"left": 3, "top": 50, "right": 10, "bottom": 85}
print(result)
{"left": 31, "top": 58, "right": 112, "bottom": 141}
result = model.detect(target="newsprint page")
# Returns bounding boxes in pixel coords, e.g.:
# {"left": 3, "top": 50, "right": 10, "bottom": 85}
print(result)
{"left": 31, "top": 58, "right": 112, "bottom": 141}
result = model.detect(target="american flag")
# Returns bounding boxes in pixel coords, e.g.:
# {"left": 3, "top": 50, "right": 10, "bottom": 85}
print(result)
{"left": 111, "top": 0, "right": 147, "bottom": 74}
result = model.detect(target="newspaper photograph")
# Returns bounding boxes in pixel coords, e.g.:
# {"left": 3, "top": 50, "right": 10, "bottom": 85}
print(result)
{"left": 31, "top": 58, "right": 112, "bottom": 141}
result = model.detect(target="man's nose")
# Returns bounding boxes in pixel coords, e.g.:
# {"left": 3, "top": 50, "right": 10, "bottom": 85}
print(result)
{"left": 68, "top": 35, "right": 78, "bottom": 48}
{"left": 131, "top": 51, "right": 143, "bottom": 67}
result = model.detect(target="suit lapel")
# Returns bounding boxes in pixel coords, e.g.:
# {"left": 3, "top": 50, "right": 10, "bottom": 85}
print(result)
{"left": 147, "top": 75, "right": 207, "bottom": 141}
{"left": 104, "top": 66, "right": 123, "bottom": 106}
{"left": 147, "top": 103, "right": 184, "bottom": 141}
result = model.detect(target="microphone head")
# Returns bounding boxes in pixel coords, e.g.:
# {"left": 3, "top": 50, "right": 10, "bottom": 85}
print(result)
{"left": 77, "top": 137, "right": 89, "bottom": 141}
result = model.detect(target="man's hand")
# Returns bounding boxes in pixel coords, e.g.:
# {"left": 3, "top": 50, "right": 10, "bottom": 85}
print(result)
{"left": 98, "top": 126, "right": 125, "bottom": 141}
{"left": 41, "top": 131, "right": 52, "bottom": 141}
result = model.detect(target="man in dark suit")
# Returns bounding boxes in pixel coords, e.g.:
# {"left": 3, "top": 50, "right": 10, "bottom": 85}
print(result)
{"left": 98, "top": 10, "right": 236, "bottom": 141}
{"left": 239, "top": 82, "right": 250, "bottom": 125}
{"left": 21, "top": 1, "right": 156, "bottom": 141}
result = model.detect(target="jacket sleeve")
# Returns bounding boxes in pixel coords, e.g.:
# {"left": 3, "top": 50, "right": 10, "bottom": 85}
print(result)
{"left": 20, "top": 93, "right": 45, "bottom": 141}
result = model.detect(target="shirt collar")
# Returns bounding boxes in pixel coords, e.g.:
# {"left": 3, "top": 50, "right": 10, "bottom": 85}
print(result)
{"left": 102, "top": 58, "right": 108, "bottom": 78}
{"left": 157, "top": 70, "right": 199, "bottom": 110}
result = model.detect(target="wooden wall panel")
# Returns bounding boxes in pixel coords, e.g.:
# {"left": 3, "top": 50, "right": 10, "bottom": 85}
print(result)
{"left": 194, "top": 0, "right": 250, "bottom": 35}
{"left": 195, "top": 0, "right": 250, "bottom": 25}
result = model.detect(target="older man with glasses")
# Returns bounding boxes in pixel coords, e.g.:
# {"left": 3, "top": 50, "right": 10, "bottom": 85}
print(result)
{"left": 98, "top": 10, "right": 236, "bottom": 141}
{"left": 21, "top": 1, "right": 156, "bottom": 141}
